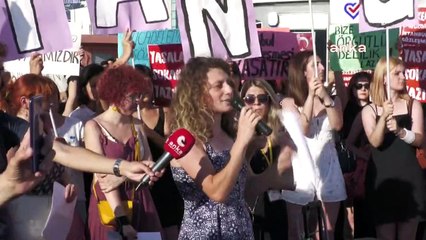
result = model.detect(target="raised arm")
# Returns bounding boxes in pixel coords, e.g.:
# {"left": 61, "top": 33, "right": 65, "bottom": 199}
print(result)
{"left": 362, "top": 101, "right": 392, "bottom": 148}
{"left": 173, "top": 107, "right": 259, "bottom": 203}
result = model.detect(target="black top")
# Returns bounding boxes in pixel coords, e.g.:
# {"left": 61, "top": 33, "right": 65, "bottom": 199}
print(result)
{"left": 366, "top": 102, "right": 426, "bottom": 224}
{"left": 0, "top": 111, "right": 29, "bottom": 173}
{"left": 250, "top": 144, "right": 288, "bottom": 240}
{"left": 147, "top": 108, "right": 184, "bottom": 227}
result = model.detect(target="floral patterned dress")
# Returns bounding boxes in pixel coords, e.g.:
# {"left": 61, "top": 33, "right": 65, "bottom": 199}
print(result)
{"left": 171, "top": 143, "right": 254, "bottom": 240}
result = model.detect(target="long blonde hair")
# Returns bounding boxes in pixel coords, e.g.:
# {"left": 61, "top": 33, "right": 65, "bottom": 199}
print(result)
{"left": 171, "top": 57, "right": 234, "bottom": 143}
{"left": 371, "top": 57, "right": 410, "bottom": 106}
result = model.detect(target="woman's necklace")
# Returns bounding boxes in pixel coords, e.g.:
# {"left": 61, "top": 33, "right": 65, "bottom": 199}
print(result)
{"left": 260, "top": 139, "right": 273, "bottom": 166}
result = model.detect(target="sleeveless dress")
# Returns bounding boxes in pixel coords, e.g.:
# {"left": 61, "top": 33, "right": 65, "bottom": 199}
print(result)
{"left": 87, "top": 122, "right": 162, "bottom": 240}
{"left": 365, "top": 103, "right": 426, "bottom": 225}
{"left": 282, "top": 114, "right": 347, "bottom": 205}
{"left": 148, "top": 108, "right": 184, "bottom": 228}
{"left": 171, "top": 143, "right": 254, "bottom": 240}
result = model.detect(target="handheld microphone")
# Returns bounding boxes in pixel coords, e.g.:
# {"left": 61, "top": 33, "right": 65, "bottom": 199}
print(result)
{"left": 231, "top": 96, "right": 273, "bottom": 136}
{"left": 135, "top": 128, "right": 196, "bottom": 190}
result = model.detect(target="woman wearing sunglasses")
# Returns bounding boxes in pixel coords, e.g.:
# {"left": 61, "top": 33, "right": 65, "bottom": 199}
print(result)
{"left": 337, "top": 72, "right": 374, "bottom": 239}
{"left": 240, "top": 79, "right": 294, "bottom": 240}
{"left": 281, "top": 51, "right": 346, "bottom": 240}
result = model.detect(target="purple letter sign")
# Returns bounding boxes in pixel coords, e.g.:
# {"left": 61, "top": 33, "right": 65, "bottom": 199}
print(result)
{"left": 176, "top": 0, "right": 261, "bottom": 62}
{"left": 0, "top": 0, "right": 72, "bottom": 61}
{"left": 87, "top": 0, "right": 171, "bottom": 34}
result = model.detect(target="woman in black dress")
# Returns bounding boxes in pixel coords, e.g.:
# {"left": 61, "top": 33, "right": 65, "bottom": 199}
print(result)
{"left": 361, "top": 57, "right": 426, "bottom": 239}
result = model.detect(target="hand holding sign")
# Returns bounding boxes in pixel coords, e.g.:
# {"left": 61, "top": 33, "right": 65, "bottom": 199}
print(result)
{"left": 29, "top": 53, "right": 44, "bottom": 75}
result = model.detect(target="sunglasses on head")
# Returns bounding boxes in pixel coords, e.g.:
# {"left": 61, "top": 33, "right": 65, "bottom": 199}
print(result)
{"left": 354, "top": 83, "right": 369, "bottom": 90}
{"left": 243, "top": 94, "right": 269, "bottom": 105}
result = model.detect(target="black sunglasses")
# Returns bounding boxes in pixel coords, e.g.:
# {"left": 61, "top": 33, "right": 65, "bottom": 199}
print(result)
{"left": 354, "top": 83, "right": 369, "bottom": 90}
{"left": 243, "top": 94, "right": 269, "bottom": 105}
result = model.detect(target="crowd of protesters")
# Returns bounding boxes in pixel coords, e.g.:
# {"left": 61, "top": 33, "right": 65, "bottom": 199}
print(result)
{"left": 0, "top": 30, "right": 425, "bottom": 240}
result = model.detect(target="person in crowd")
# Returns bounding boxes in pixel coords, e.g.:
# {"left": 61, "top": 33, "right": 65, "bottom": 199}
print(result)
{"left": 281, "top": 51, "right": 346, "bottom": 240}
{"left": 170, "top": 57, "right": 293, "bottom": 239}
{"left": 85, "top": 65, "right": 162, "bottom": 240}
{"left": 361, "top": 57, "right": 426, "bottom": 240}
{"left": 67, "top": 29, "right": 134, "bottom": 121}
{"left": 240, "top": 79, "right": 290, "bottom": 240}
{"left": 0, "top": 73, "right": 82, "bottom": 239}
{"left": 335, "top": 72, "right": 373, "bottom": 239}
{"left": 134, "top": 64, "right": 183, "bottom": 240}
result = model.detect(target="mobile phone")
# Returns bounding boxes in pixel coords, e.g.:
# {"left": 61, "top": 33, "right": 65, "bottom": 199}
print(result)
{"left": 29, "top": 95, "right": 44, "bottom": 172}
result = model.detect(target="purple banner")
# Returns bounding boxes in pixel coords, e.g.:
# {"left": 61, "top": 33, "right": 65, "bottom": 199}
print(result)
{"left": 176, "top": 0, "right": 261, "bottom": 62}
{"left": 0, "top": 0, "right": 72, "bottom": 61}
{"left": 86, "top": 0, "right": 171, "bottom": 35}
{"left": 359, "top": 0, "right": 419, "bottom": 32}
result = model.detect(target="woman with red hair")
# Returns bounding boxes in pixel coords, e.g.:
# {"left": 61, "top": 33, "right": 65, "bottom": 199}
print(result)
{"left": 85, "top": 65, "right": 162, "bottom": 240}
{"left": 0, "top": 74, "right": 81, "bottom": 239}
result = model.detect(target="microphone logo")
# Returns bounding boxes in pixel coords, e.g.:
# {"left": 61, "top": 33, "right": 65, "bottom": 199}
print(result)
{"left": 177, "top": 136, "right": 186, "bottom": 147}
{"left": 164, "top": 128, "right": 196, "bottom": 159}
{"left": 168, "top": 140, "right": 183, "bottom": 155}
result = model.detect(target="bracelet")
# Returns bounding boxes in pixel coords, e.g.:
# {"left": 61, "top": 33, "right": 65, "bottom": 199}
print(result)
{"left": 113, "top": 159, "right": 122, "bottom": 177}
{"left": 324, "top": 99, "right": 335, "bottom": 108}
{"left": 400, "top": 128, "right": 415, "bottom": 144}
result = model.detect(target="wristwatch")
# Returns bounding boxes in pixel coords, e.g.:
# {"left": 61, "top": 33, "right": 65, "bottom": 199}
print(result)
{"left": 113, "top": 159, "right": 122, "bottom": 177}
{"left": 324, "top": 99, "right": 335, "bottom": 108}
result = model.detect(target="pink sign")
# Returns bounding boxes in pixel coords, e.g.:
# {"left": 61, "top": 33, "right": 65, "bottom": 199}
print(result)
{"left": 239, "top": 30, "right": 299, "bottom": 85}
{"left": 86, "top": 0, "right": 171, "bottom": 34}
{"left": 148, "top": 44, "right": 184, "bottom": 106}
{"left": 0, "top": 0, "right": 72, "bottom": 61}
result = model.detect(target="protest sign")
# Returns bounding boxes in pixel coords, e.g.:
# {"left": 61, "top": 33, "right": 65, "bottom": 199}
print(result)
{"left": 329, "top": 0, "right": 360, "bottom": 24}
{"left": 176, "top": 0, "right": 261, "bottom": 62}
{"left": 239, "top": 30, "right": 299, "bottom": 83}
{"left": 359, "top": 0, "right": 419, "bottom": 32}
{"left": 86, "top": 0, "right": 170, "bottom": 34}
{"left": 329, "top": 24, "right": 399, "bottom": 71}
{"left": 400, "top": 22, "right": 426, "bottom": 102}
{"left": 118, "top": 29, "right": 181, "bottom": 67}
{"left": 0, "top": 0, "right": 72, "bottom": 61}
{"left": 4, "top": 23, "right": 81, "bottom": 92}
{"left": 148, "top": 44, "right": 184, "bottom": 106}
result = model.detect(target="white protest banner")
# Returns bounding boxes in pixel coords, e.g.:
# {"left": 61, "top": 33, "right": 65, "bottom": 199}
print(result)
{"left": 176, "top": 0, "right": 261, "bottom": 62}
{"left": 359, "top": 0, "right": 419, "bottom": 32}
{"left": 4, "top": 23, "right": 81, "bottom": 92}
{"left": 86, "top": 0, "right": 171, "bottom": 34}
{"left": 329, "top": 0, "right": 360, "bottom": 25}
{"left": 0, "top": 0, "right": 72, "bottom": 61}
